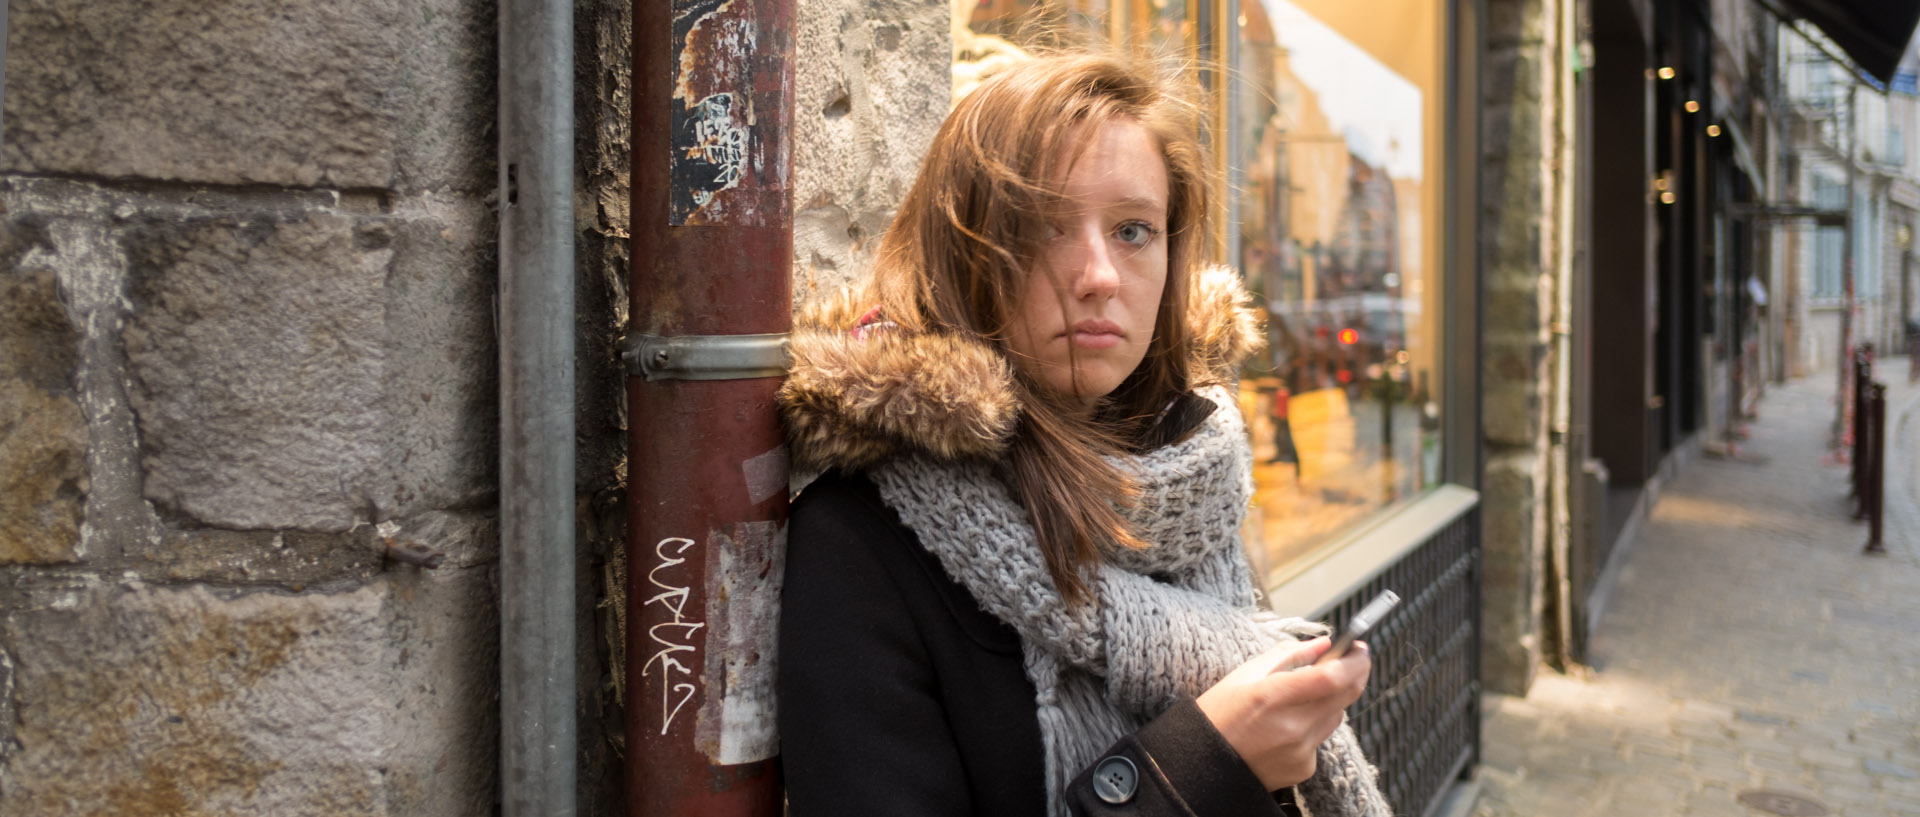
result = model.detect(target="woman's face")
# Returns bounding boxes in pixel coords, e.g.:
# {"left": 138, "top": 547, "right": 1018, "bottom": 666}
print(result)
{"left": 1005, "top": 119, "right": 1171, "bottom": 408}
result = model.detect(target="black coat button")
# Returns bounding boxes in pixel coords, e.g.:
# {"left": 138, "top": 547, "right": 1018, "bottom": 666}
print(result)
{"left": 1092, "top": 756, "right": 1138, "bottom": 805}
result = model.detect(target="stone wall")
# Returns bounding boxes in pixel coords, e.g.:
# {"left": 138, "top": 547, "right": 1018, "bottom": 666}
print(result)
{"left": 0, "top": 0, "right": 505, "bottom": 812}
{"left": 1479, "top": 0, "right": 1562, "bottom": 695}
{"left": 0, "top": 0, "right": 944, "bottom": 807}
{"left": 791, "top": 0, "right": 953, "bottom": 305}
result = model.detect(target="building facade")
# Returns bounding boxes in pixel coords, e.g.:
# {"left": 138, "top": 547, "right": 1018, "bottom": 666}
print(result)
{"left": 2, "top": 0, "right": 1914, "bottom": 813}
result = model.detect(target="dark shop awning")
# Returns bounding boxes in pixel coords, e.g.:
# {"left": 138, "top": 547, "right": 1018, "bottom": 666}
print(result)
{"left": 1768, "top": 0, "right": 1920, "bottom": 84}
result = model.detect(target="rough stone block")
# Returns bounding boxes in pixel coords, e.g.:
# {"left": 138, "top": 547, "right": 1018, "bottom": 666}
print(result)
{"left": 373, "top": 199, "right": 498, "bottom": 518}
{"left": 1, "top": 0, "right": 493, "bottom": 191}
{"left": 1482, "top": 338, "right": 1549, "bottom": 446}
{"left": 1480, "top": 451, "right": 1546, "bottom": 695}
{"left": 791, "top": 0, "right": 950, "bottom": 300}
{"left": 111, "top": 195, "right": 496, "bottom": 534}
{"left": 1482, "top": 387, "right": 1539, "bottom": 446}
{"left": 1485, "top": 0, "right": 1549, "bottom": 46}
{"left": 123, "top": 212, "right": 390, "bottom": 532}
{"left": 0, "top": 572, "right": 497, "bottom": 816}
{"left": 1480, "top": 49, "right": 1544, "bottom": 157}
{"left": 1481, "top": 452, "right": 1546, "bottom": 559}
{"left": 1484, "top": 276, "right": 1551, "bottom": 322}
{"left": 138, "top": 509, "right": 493, "bottom": 588}
{"left": 0, "top": 220, "right": 87, "bottom": 565}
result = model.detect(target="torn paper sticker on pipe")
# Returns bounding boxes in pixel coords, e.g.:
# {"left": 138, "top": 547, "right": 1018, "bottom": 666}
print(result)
{"left": 695, "top": 520, "right": 784, "bottom": 765}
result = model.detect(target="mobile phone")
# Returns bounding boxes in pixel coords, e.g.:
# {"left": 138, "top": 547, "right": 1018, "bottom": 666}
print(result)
{"left": 1315, "top": 590, "right": 1400, "bottom": 665}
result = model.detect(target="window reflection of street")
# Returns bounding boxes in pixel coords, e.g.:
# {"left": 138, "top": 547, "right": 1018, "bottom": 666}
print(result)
{"left": 1234, "top": 0, "right": 1441, "bottom": 582}
{"left": 1237, "top": 382, "right": 1436, "bottom": 582}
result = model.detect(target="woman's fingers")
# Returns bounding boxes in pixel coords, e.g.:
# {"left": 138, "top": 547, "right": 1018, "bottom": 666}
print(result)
{"left": 1249, "top": 636, "right": 1330, "bottom": 676}
{"left": 1323, "top": 642, "right": 1372, "bottom": 698}
{"left": 1262, "top": 645, "right": 1367, "bottom": 703}
{"left": 1197, "top": 636, "right": 1376, "bottom": 791}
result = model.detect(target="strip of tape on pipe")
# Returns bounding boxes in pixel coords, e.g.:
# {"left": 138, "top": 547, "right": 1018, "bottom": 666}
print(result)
{"left": 695, "top": 520, "right": 784, "bottom": 765}
{"left": 743, "top": 447, "right": 789, "bottom": 505}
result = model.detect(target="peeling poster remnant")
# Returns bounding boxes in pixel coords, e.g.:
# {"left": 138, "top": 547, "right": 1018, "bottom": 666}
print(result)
{"left": 694, "top": 521, "right": 784, "bottom": 765}
{"left": 671, "top": 0, "right": 784, "bottom": 226}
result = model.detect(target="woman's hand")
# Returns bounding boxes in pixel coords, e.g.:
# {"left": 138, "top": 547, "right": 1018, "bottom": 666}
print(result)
{"left": 1193, "top": 637, "right": 1371, "bottom": 791}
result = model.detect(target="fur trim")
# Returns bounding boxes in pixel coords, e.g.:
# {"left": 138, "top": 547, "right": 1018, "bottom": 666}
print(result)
{"left": 781, "top": 327, "right": 1021, "bottom": 472}
{"left": 1186, "top": 264, "right": 1269, "bottom": 382}
{"left": 779, "top": 264, "right": 1265, "bottom": 472}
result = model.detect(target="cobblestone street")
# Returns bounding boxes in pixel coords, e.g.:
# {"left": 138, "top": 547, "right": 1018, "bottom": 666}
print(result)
{"left": 1472, "top": 364, "right": 1920, "bottom": 817}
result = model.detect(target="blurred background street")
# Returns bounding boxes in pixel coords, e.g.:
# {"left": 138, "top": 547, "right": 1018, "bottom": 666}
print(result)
{"left": 1472, "top": 366, "right": 1920, "bottom": 817}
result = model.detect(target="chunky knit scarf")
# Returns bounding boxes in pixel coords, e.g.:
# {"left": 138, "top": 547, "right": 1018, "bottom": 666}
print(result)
{"left": 869, "top": 386, "right": 1393, "bottom": 817}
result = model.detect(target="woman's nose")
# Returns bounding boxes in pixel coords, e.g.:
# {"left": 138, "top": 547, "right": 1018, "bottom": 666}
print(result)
{"left": 1064, "top": 225, "right": 1120, "bottom": 300}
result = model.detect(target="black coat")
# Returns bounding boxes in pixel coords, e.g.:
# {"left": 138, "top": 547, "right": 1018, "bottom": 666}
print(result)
{"left": 778, "top": 469, "right": 1303, "bottom": 817}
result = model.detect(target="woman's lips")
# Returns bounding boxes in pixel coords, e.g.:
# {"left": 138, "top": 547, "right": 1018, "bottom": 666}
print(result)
{"left": 1067, "top": 319, "right": 1124, "bottom": 349}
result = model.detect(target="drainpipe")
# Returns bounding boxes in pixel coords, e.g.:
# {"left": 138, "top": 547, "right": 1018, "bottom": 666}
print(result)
{"left": 1839, "top": 82, "right": 1856, "bottom": 446}
{"left": 628, "top": 0, "right": 793, "bottom": 812}
{"left": 1546, "top": 0, "right": 1578, "bottom": 671}
{"left": 498, "top": 0, "right": 577, "bottom": 812}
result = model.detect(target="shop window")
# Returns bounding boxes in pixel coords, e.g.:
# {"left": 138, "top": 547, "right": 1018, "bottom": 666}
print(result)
{"left": 1227, "top": 0, "right": 1446, "bottom": 583}
{"left": 953, "top": 0, "right": 1450, "bottom": 584}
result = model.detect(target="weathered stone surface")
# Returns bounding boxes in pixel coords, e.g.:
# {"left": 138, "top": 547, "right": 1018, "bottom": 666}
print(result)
{"left": 110, "top": 195, "right": 497, "bottom": 533}
{"left": 135, "top": 510, "right": 493, "bottom": 588}
{"left": 0, "top": 572, "right": 498, "bottom": 816}
{"left": 0, "top": 220, "right": 87, "bottom": 565}
{"left": 1482, "top": 340, "right": 1549, "bottom": 446}
{"left": 144, "top": 527, "right": 384, "bottom": 587}
{"left": 374, "top": 198, "right": 498, "bottom": 518}
{"left": 1481, "top": 450, "right": 1547, "bottom": 694}
{"left": 1, "top": 0, "right": 494, "bottom": 191}
{"left": 123, "top": 211, "right": 390, "bottom": 532}
{"left": 0, "top": 382, "right": 87, "bottom": 565}
{"left": 19, "top": 188, "right": 167, "bottom": 565}
{"left": 1477, "top": 2, "right": 1557, "bottom": 697}
{"left": 1485, "top": 0, "right": 1549, "bottom": 47}
{"left": 791, "top": 0, "right": 950, "bottom": 303}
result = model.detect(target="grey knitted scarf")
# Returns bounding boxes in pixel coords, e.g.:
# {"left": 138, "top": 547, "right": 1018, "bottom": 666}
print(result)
{"left": 870, "top": 386, "right": 1392, "bottom": 817}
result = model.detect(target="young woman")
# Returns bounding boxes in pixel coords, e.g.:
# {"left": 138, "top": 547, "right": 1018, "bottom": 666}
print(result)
{"left": 777, "top": 52, "right": 1392, "bottom": 817}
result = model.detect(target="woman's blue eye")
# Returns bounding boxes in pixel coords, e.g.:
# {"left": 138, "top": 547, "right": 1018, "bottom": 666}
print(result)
{"left": 1114, "top": 221, "right": 1160, "bottom": 247}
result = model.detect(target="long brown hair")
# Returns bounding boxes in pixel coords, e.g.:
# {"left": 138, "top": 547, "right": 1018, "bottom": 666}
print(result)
{"left": 868, "top": 51, "right": 1216, "bottom": 602}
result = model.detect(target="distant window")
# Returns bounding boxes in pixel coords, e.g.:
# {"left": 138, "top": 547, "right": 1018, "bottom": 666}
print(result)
{"left": 1813, "top": 175, "right": 1845, "bottom": 299}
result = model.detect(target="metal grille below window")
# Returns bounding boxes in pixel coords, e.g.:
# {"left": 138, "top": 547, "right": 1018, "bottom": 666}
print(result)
{"left": 1316, "top": 509, "right": 1479, "bottom": 817}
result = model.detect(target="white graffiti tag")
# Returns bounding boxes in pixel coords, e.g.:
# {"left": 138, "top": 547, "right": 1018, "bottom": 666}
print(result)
{"left": 642, "top": 537, "right": 705, "bottom": 735}
{"left": 687, "top": 93, "right": 748, "bottom": 195}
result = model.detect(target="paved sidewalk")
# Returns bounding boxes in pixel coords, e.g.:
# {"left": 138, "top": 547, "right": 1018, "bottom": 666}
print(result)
{"left": 1471, "top": 367, "right": 1920, "bottom": 817}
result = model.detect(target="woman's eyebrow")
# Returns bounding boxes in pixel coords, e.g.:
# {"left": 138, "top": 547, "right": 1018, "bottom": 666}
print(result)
{"left": 1106, "top": 194, "right": 1168, "bottom": 214}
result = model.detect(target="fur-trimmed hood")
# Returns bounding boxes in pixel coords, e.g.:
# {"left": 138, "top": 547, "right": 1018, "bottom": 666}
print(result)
{"left": 778, "top": 265, "right": 1265, "bottom": 473}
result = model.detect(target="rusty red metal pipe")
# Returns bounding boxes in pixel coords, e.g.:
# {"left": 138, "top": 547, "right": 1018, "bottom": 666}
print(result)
{"left": 629, "top": 0, "right": 794, "bottom": 810}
